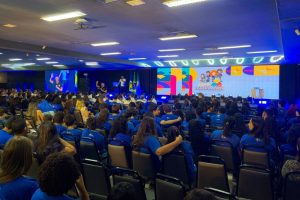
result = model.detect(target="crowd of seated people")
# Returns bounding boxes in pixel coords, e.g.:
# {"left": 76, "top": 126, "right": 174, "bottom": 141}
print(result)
{"left": 0, "top": 89, "right": 299, "bottom": 199}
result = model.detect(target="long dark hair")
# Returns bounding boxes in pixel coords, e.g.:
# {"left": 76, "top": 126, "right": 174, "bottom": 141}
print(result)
{"left": 250, "top": 117, "right": 269, "bottom": 144}
{"left": 223, "top": 117, "right": 235, "bottom": 137}
{"left": 165, "top": 126, "right": 182, "bottom": 152}
{"left": 133, "top": 117, "right": 157, "bottom": 148}
{"left": 35, "top": 121, "right": 59, "bottom": 155}
{"left": 109, "top": 116, "right": 128, "bottom": 138}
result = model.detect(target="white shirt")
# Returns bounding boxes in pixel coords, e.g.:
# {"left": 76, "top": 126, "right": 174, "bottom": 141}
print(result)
{"left": 119, "top": 78, "right": 126, "bottom": 87}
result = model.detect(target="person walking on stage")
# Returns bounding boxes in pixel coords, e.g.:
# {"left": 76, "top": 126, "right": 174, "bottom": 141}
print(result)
{"left": 118, "top": 76, "right": 126, "bottom": 94}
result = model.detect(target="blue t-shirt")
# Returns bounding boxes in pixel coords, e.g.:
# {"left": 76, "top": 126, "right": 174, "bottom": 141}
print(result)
{"left": 240, "top": 134, "right": 276, "bottom": 153}
{"left": 180, "top": 141, "right": 196, "bottom": 183}
{"left": 211, "top": 114, "right": 226, "bottom": 127}
{"left": 139, "top": 135, "right": 161, "bottom": 171}
{"left": 0, "top": 176, "right": 38, "bottom": 200}
{"left": 161, "top": 114, "right": 178, "bottom": 129}
{"left": 109, "top": 133, "right": 132, "bottom": 147}
{"left": 31, "top": 188, "right": 74, "bottom": 200}
{"left": 55, "top": 124, "right": 67, "bottom": 137}
{"left": 37, "top": 100, "right": 55, "bottom": 113}
{"left": 62, "top": 128, "right": 82, "bottom": 141}
{"left": 0, "top": 129, "right": 13, "bottom": 147}
{"left": 81, "top": 129, "right": 105, "bottom": 153}
{"left": 211, "top": 130, "right": 240, "bottom": 149}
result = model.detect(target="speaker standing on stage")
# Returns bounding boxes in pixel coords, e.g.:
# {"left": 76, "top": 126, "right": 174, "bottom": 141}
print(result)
{"left": 119, "top": 76, "right": 126, "bottom": 94}
{"left": 100, "top": 83, "right": 107, "bottom": 94}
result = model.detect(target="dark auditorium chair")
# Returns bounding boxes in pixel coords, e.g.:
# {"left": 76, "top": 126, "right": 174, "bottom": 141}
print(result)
{"left": 237, "top": 165, "right": 273, "bottom": 200}
{"left": 112, "top": 167, "right": 146, "bottom": 200}
{"left": 82, "top": 159, "right": 111, "bottom": 200}
{"left": 204, "top": 187, "right": 237, "bottom": 200}
{"left": 162, "top": 152, "right": 191, "bottom": 187}
{"left": 132, "top": 150, "right": 156, "bottom": 180}
{"left": 197, "top": 155, "right": 230, "bottom": 192}
{"left": 25, "top": 154, "right": 40, "bottom": 179}
{"left": 108, "top": 144, "right": 130, "bottom": 168}
{"left": 242, "top": 145, "right": 269, "bottom": 169}
{"left": 80, "top": 137, "right": 106, "bottom": 163}
{"left": 283, "top": 171, "right": 300, "bottom": 200}
{"left": 211, "top": 139, "right": 238, "bottom": 174}
{"left": 155, "top": 173, "right": 186, "bottom": 200}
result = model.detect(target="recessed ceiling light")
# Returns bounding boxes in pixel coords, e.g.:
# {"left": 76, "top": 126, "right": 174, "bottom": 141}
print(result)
{"left": 217, "top": 45, "right": 251, "bottom": 49}
{"left": 100, "top": 52, "right": 121, "bottom": 56}
{"left": 246, "top": 50, "right": 278, "bottom": 54}
{"left": 126, "top": 0, "right": 145, "bottom": 6}
{"left": 85, "top": 62, "right": 98, "bottom": 66}
{"left": 36, "top": 57, "right": 51, "bottom": 61}
{"left": 163, "top": 0, "right": 207, "bottom": 7}
{"left": 158, "top": 48, "right": 186, "bottom": 52}
{"left": 91, "top": 42, "right": 119, "bottom": 47}
{"left": 46, "top": 61, "right": 58, "bottom": 64}
{"left": 23, "top": 63, "right": 35, "bottom": 66}
{"left": 79, "top": 60, "right": 84, "bottom": 62}
{"left": 202, "top": 52, "right": 229, "bottom": 56}
{"left": 159, "top": 34, "right": 197, "bottom": 41}
{"left": 41, "top": 11, "right": 86, "bottom": 22}
{"left": 53, "top": 64, "right": 65, "bottom": 67}
{"left": 157, "top": 55, "right": 179, "bottom": 58}
{"left": 36, "top": 54, "right": 40, "bottom": 57}
{"left": 3, "top": 24, "right": 16, "bottom": 28}
{"left": 9, "top": 58, "right": 22, "bottom": 61}
{"left": 128, "top": 58, "right": 147, "bottom": 61}
{"left": 0, "top": 53, "right": 3, "bottom": 55}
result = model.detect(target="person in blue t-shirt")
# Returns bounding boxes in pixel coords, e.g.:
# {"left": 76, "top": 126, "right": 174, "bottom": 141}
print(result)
{"left": 81, "top": 117, "right": 106, "bottom": 154}
{"left": 201, "top": 104, "right": 215, "bottom": 124}
{"left": 108, "top": 116, "right": 131, "bottom": 147}
{"left": 0, "top": 116, "right": 15, "bottom": 147}
{"left": 132, "top": 117, "right": 183, "bottom": 172}
{"left": 53, "top": 111, "right": 67, "bottom": 136}
{"left": 96, "top": 109, "right": 112, "bottom": 134}
{"left": 31, "top": 153, "right": 89, "bottom": 200}
{"left": 182, "top": 111, "right": 197, "bottom": 132}
{"left": 210, "top": 107, "right": 227, "bottom": 127}
{"left": 0, "top": 136, "right": 38, "bottom": 200}
{"left": 160, "top": 105, "right": 182, "bottom": 130}
{"left": 165, "top": 126, "right": 196, "bottom": 184}
{"left": 62, "top": 114, "right": 82, "bottom": 141}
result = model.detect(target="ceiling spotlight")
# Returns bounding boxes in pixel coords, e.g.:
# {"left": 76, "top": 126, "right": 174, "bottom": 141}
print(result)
{"left": 9, "top": 58, "right": 22, "bottom": 61}
{"left": 159, "top": 34, "right": 197, "bottom": 41}
{"left": 41, "top": 11, "right": 86, "bottom": 22}
{"left": 42, "top": 45, "right": 46, "bottom": 50}
{"left": 36, "top": 57, "right": 51, "bottom": 61}
{"left": 163, "top": 0, "right": 207, "bottom": 7}
{"left": 3, "top": 24, "right": 16, "bottom": 28}
{"left": 126, "top": 0, "right": 145, "bottom": 6}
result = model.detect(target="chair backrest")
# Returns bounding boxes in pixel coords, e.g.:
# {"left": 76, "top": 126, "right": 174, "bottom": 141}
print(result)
{"left": 132, "top": 151, "right": 156, "bottom": 180}
{"left": 283, "top": 171, "right": 300, "bottom": 200}
{"left": 155, "top": 173, "right": 185, "bottom": 200}
{"left": 158, "top": 137, "right": 167, "bottom": 145}
{"left": 237, "top": 165, "right": 273, "bottom": 200}
{"left": 242, "top": 146, "right": 269, "bottom": 169}
{"left": 25, "top": 156, "right": 40, "bottom": 179}
{"left": 162, "top": 152, "right": 190, "bottom": 186}
{"left": 211, "top": 140, "right": 236, "bottom": 172}
{"left": 112, "top": 167, "right": 146, "bottom": 200}
{"left": 197, "top": 155, "right": 229, "bottom": 192}
{"left": 80, "top": 137, "right": 102, "bottom": 162}
{"left": 82, "top": 159, "right": 111, "bottom": 200}
{"left": 204, "top": 187, "right": 237, "bottom": 200}
{"left": 108, "top": 144, "right": 129, "bottom": 168}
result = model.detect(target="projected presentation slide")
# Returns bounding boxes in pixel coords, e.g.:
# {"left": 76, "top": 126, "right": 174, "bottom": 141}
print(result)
{"left": 45, "top": 70, "right": 78, "bottom": 93}
{"left": 157, "top": 65, "right": 280, "bottom": 99}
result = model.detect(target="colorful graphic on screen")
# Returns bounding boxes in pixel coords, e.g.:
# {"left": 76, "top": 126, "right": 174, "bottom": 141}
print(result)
{"left": 45, "top": 70, "right": 78, "bottom": 93}
{"left": 157, "top": 65, "right": 280, "bottom": 99}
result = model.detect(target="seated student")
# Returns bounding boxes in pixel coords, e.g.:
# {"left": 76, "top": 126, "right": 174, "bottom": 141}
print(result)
{"left": 76, "top": 99, "right": 90, "bottom": 124}
{"left": 34, "top": 121, "right": 76, "bottom": 164}
{"left": 31, "top": 153, "right": 89, "bottom": 200}
{"left": 280, "top": 119, "right": 300, "bottom": 156}
{"left": 201, "top": 104, "right": 215, "bottom": 122}
{"left": 0, "top": 107, "right": 8, "bottom": 125}
{"left": 109, "top": 104, "right": 121, "bottom": 121}
{"left": 124, "top": 109, "right": 139, "bottom": 135}
{"left": 188, "top": 119, "right": 209, "bottom": 158}
{"left": 0, "top": 116, "right": 15, "bottom": 147}
{"left": 210, "top": 107, "right": 227, "bottom": 127}
{"left": 0, "top": 136, "right": 38, "bottom": 200}
{"left": 62, "top": 114, "right": 82, "bottom": 141}
{"left": 146, "top": 103, "right": 163, "bottom": 137}
{"left": 165, "top": 126, "right": 196, "bottom": 183}
{"left": 182, "top": 111, "right": 197, "bottom": 132}
{"left": 184, "top": 188, "right": 216, "bottom": 200}
{"left": 96, "top": 109, "right": 112, "bottom": 133}
{"left": 108, "top": 117, "right": 131, "bottom": 147}
{"left": 11, "top": 117, "right": 27, "bottom": 136}
{"left": 108, "top": 182, "right": 137, "bottom": 200}
{"left": 132, "top": 117, "right": 182, "bottom": 172}
{"left": 53, "top": 111, "right": 67, "bottom": 136}
{"left": 160, "top": 105, "right": 182, "bottom": 129}
{"left": 37, "top": 95, "right": 55, "bottom": 115}
{"left": 195, "top": 107, "right": 206, "bottom": 127}
{"left": 240, "top": 117, "right": 276, "bottom": 155}
{"left": 233, "top": 113, "right": 248, "bottom": 137}
{"left": 52, "top": 97, "right": 63, "bottom": 112}
{"left": 282, "top": 137, "right": 300, "bottom": 180}
{"left": 81, "top": 117, "right": 106, "bottom": 155}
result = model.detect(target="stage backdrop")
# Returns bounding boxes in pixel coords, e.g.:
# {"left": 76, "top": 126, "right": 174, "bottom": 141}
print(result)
{"left": 157, "top": 65, "right": 280, "bottom": 99}
{"left": 45, "top": 70, "right": 78, "bottom": 93}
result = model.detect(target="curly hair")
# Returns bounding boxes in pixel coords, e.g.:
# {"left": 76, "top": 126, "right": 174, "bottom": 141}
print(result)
{"left": 38, "top": 152, "right": 80, "bottom": 196}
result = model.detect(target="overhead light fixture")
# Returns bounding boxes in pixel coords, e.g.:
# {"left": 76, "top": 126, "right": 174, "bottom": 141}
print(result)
{"left": 36, "top": 57, "right": 51, "bottom": 61}
{"left": 270, "top": 55, "right": 284, "bottom": 63}
{"left": 159, "top": 34, "right": 197, "bottom": 41}
{"left": 79, "top": 60, "right": 84, "bottom": 62}
{"left": 163, "top": 0, "right": 207, "bottom": 7}
{"left": 23, "top": 63, "right": 35, "bottom": 66}
{"left": 217, "top": 45, "right": 251, "bottom": 49}
{"left": 9, "top": 58, "right": 22, "bottom": 61}
{"left": 46, "top": 61, "right": 58, "bottom": 64}
{"left": 202, "top": 52, "right": 228, "bottom": 56}
{"left": 91, "top": 42, "right": 119, "bottom": 47}
{"left": 41, "top": 11, "right": 86, "bottom": 22}
{"left": 246, "top": 50, "right": 278, "bottom": 54}
{"left": 100, "top": 52, "right": 121, "bottom": 56}
{"left": 128, "top": 58, "right": 147, "bottom": 61}
{"left": 157, "top": 55, "right": 179, "bottom": 58}
{"left": 158, "top": 48, "right": 186, "bottom": 52}
{"left": 126, "top": 0, "right": 145, "bottom": 6}
{"left": 3, "top": 24, "right": 16, "bottom": 28}
{"left": 85, "top": 62, "right": 98, "bottom": 66}
{"left": 0, "top": 53, "right": 3, "bottom": 55}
